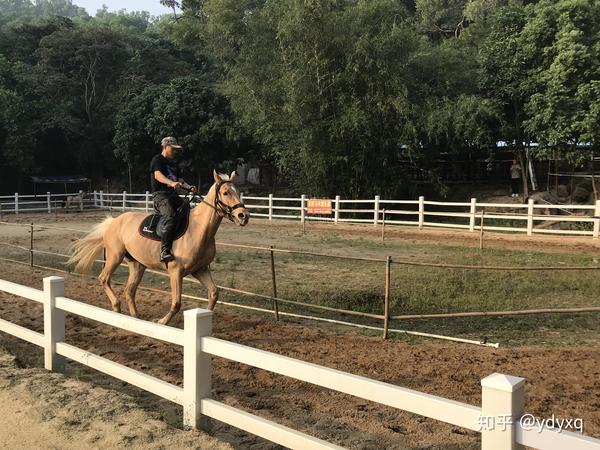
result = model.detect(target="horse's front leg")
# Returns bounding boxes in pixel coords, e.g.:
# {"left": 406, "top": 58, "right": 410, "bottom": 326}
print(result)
{"left": 192, "top": 267, "right": 218, "bottom": 310}
{"left": 158, "top": 268, "right": 183, "bottom": 325}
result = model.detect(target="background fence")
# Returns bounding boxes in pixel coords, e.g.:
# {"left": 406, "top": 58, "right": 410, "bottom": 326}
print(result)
{"left": 1, "top": 276, "right": 599, "bottom": 450}
{"left": 1, "top": 191, "right": 599, "bottom": 238}
{"left": 2, "top": 220, "right": 600, "bottom": 347}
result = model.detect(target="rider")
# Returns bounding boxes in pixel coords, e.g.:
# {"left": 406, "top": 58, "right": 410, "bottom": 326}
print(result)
{"left": 150, "top": 136, "right": 197, "bottom": 262}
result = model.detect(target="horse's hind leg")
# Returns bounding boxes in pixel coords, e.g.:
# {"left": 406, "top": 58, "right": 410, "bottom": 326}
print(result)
{"left": 98, "top": 248, "right": 125, "bottom": 313}
{"left": 124, "top": 260, "right": 145, "bottom": 318}
{"left": 192, "top": 267, "right": 218, "bottom": 310}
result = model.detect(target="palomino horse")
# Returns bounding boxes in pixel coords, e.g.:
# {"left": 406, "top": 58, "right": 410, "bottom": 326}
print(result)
{"left": 67, "top": 171, "right": 249, "bottom": 324}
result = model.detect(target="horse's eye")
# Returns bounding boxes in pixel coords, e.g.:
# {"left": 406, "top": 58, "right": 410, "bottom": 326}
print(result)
{"left": 224, "top": 191, "right": 229, "bottom": 196}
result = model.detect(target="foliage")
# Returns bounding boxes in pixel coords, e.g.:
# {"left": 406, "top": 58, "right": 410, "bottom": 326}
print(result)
{"left": 1, "top": 0, "right": 600, "bottom": 195}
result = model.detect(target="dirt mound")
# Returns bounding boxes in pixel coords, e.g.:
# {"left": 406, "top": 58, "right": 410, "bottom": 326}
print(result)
{"left": 0, "top": 348, "right": 231, "bottom": 450}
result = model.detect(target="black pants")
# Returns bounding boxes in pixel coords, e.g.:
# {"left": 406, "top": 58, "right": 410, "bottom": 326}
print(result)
{"left": 511, "top": 178, "right": 520, "bottom": 195}
{"left": 153, "top": 191, "right": 183, "bottom": 251}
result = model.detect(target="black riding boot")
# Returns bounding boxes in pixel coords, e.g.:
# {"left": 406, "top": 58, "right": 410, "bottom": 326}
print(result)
{"left": 160, "top": 218, "right": 176, "bottom": 262}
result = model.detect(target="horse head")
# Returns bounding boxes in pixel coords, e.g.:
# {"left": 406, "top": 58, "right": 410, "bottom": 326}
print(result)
{"left": 212, "top": 169, "right": 249, "bottom": 226}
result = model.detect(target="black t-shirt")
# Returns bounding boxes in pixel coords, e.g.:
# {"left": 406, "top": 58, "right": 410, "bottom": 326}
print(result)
{"left": 150, "top": 154, "right": 180, "bottom": 193}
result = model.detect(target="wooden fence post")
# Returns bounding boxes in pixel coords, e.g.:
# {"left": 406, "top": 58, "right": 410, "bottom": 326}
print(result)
{"left": 268, "top": 194, "right": 273, "bottom": 221}
{"left": 122, "top": 190, "right": 127, "bottom": 212}
{"left": 14, "top": 192, "right": 18, "bottom": 215}
{"left": 594, "top": 200, "right": 600, "bottom": 239}
{"left": 480, "top": 373, "right": 525, "bottom": 450}
{"left": 373, "top": 195, "right": 380, "bottom": 226}
{"left": 526, "top": 199, "right": 534, "bottom": 236}
{"left": 29, "top": 222, "right": 34, "bottom": 266}
{"left": 469, "top": 198, "right": 477, "bottom": 232}
{"left": 383, "top": 256, "right": 391, "bottom": 339}
{"left": 47, "top": 192, "right": 52, "bottom": 214}
{"left": 418, "top": 196, "right": 424, "bottom": 229}
{"left": 99, "top": 190, "right": 104, "bottom": 208}
{"left": 381, "top": 209, "right": 386, "bottom": 241}
{"left": 145, "top": 191, "right": 150, "bottom": 212}
{"left": 43, "top": 276, "right": 65, "bottom": 373}
{"left": 270, "top": 246, "right": 280, "bottom": 321}
{"left": 334, "top": 195, "right": 340, "bottom": 224}
{"left": 183, "top": 308, "right": 213, "bottom": 430}
{"left": 480, "top": 209, "right": 485, "bottom": 250}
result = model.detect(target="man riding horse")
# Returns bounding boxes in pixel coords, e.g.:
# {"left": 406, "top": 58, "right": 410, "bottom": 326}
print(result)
{"left": 150, "top": 137, "right": 197, "bottom": 262}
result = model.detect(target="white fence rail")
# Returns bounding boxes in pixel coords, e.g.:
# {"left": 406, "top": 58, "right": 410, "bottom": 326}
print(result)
{"left": 0, "top": 276, "right": 598, "bottom": 449}
{"left": 1, "top": 190, "right": 599, "bottom": 238}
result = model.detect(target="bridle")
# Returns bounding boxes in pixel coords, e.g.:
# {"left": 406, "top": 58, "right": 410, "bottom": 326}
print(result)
{"left": 191, "top": 181, "right": 246, "bottom": 222}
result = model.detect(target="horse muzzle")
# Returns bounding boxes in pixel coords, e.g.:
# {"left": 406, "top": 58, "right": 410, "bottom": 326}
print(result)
{"left": 234, "top": 209, "right": 249, "bottom": 226}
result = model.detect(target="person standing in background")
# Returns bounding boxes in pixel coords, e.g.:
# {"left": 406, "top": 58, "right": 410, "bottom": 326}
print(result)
{"left": 510, "top": 159, "right": 522, "bottom": 198}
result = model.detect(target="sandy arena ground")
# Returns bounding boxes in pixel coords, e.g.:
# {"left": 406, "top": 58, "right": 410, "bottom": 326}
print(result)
{"left": 0, "top": 213, "right": 599, "bottom": 448}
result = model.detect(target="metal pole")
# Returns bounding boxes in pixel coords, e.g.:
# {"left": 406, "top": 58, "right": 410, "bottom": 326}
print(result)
{"left": 383, "top": 255, "right": 391, "bottom": 339}
{"left": 269, "top": 245, "right": 280, "bottom": 321}
{"left": 30, "top": 222, "right": 34, "bottom": 267}
{"left": 479, "top": 209, "right": 485, "bottom": 250}
{"left": 381, "top": 209, "right": 386, "bottom": 241}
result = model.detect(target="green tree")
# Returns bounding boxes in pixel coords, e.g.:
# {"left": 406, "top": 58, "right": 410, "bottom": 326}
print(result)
{"left": 521, "top": 0, "right": 600, "bottom": 165}
{"left": 113, "top": 76, "right": 243, "bottom": 190}
{"left": 478, "top": 4, "right": 530, "bottom": 195}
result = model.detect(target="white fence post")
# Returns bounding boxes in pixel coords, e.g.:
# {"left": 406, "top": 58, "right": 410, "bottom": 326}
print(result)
{"left": 47, "top": 192, "right": 51, "bottom": 214}
{"left": 526, "top": 199, "right": 534, "bottom": 236}
{"left": 481, "top": 373, "right": 525, "bottom": 450}
{"left": 43, "top": 276, "right": 65, "bottom": 373}
{"left": 183, "top": 308, "right": 213, "bottom": 430}
{"left": 418, "top": 196, "right": 424, "bottom": 229}
{"left": 99, "top": 190, "right": 104, "bottom": 208}
{"left": 594, "top": 200, "right": 600, "bottom": 239}
{"left": 373, "top": 195, "right": 380, "bottom": 226}
{"left": 334, "top": 195, "right": 340, "bottom": 224}
{"left": 122, "top": 190, "right": 127, "bottom": 211}
{"left": 145, "top": 191, "right": 150, "bottom": 212}
{"left": 268, "top": 194, "right": 273, "bottom": 221}
{"left": 93, "top": 190, "right": 97, "bottom": 207}
{"left": 300, "top": 195, "right": 306, "bottom": 223}
{"left": 14, "top": 192, "right": 18, "bottom": 214}
{"left": 469, "top": 198, "right": 477, "bottom": 232}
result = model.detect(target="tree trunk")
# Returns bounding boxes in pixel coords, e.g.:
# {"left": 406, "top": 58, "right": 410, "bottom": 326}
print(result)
{"left": 518, "top": 149, "right": 529, "bottom": 200}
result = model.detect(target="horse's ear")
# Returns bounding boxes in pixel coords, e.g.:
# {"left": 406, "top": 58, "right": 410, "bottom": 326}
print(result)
{"left": 229, "top": 171, "right": 237, "bottom": 182}
{"left": 213, "top": 169, "right": 221, "bottom": 183}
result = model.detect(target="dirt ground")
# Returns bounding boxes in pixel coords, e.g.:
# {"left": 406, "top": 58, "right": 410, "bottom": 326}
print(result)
{"left": 0, "top": 348, "right": 231, "bottom": 450}
{"left": 0, "top": 214, "right": 599, "bottom": 448}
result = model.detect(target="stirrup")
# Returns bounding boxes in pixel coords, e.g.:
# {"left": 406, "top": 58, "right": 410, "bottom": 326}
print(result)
{"left": 160, "top": 250, "right": 174, "bottom": 262}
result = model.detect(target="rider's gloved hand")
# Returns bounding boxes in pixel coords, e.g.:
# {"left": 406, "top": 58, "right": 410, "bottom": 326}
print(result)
{"left": 190, "top": 186, "right": 198, "bottom": 193}
{"left": 171, "top": 181, "right": 182, "bottom": 189}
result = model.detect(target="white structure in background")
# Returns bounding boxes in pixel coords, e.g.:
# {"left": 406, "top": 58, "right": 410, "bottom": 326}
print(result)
{"left": 247, "top": 167, "right": 260, "bottom": 185}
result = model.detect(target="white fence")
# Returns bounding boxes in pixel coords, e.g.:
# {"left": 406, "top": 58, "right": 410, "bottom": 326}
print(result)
{"left": 1, "top": 190, "right": 600, "bottom": 238}
{"left": 0, "top": 277, "right": 598, "bottom": 449}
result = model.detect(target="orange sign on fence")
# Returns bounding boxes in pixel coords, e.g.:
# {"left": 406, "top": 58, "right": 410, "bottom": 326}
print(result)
{"left": 307, "top": 199, "right": 333, "bottom": 215}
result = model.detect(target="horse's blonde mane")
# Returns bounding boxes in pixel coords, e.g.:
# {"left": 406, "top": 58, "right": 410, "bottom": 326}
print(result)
{"left": 217, "top": 173, "right": 231, "bottom": 181}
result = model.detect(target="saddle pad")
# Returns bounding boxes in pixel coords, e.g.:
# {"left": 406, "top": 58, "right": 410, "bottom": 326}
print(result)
{"left": 138, "top": 206, "right": 190, "bottom": 242}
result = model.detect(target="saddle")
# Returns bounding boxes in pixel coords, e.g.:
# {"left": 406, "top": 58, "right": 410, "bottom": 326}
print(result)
{"left": 138, "top": 202, "right": 190, "bottom": 241}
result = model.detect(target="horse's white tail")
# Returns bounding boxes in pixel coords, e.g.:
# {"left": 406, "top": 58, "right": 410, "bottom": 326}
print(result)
{"left": 67, "top": 217, "right": 114, "bottom": 273}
